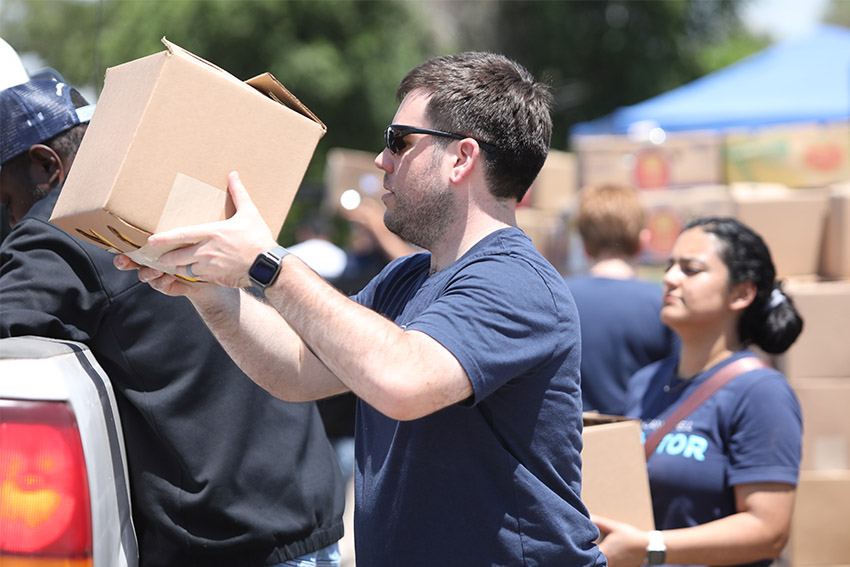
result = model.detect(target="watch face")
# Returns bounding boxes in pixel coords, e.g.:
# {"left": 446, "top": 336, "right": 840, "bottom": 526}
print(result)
{"left": 250, "top": 256, "right": 278, "bottom": 285}
{"left": 646, "top": 550, "right": 666, "bottom": 565}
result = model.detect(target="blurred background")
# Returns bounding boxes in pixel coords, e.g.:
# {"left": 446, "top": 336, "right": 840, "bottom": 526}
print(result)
{"left": 2, "top": 0, "right": 847, "bottom": 245}
{"left": 3, "top": 4, "right": 850, "bottom": 566}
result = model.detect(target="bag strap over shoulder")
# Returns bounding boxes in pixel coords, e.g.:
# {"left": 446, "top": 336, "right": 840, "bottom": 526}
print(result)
{"left": 644, "top": 357, "right": 769, "bottom": 460}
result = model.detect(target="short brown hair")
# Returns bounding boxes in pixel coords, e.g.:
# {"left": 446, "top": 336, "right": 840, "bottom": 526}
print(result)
{"left": 397, "top": 52, "right": 553, "bottom": 202}
{"left": 576, "top": 184, "right": 645, "bottom": 258}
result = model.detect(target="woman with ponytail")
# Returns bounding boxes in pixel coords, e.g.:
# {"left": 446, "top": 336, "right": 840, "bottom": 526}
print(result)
{"left": 593, "top": 217, "right": 804, "bottom": 567}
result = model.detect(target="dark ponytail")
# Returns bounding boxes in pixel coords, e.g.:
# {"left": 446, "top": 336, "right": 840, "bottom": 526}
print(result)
{"left": 683, "top": 217, "right": 804, "bottom": 354}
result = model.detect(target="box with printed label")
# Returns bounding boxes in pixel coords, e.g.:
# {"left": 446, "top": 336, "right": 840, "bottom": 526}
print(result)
{"left": 50, "top": 38, "right": 326, "bottom": 279}
{"left": 581, "top": 413, "right": 655, "bottom": 531}
{"left": 724, "top": 121, "right": 850, "bottom": 188}
{"left": 572, "top": 131, "right": 723, "bottom": 190}
{"left": 637, "top": 185, "right": 735, "bottom": 265}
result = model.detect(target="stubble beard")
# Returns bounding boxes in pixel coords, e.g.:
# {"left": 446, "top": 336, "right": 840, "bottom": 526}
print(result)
{"left": 383, "top": 157, "right": 459, "bottom": 251}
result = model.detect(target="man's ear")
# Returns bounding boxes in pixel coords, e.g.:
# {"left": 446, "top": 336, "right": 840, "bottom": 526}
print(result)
{"left": 447, "top": 138, "right": 480, "bottom": 184}
{"left": 27, "top": 144, "right": 67, "bottom": 190}
{"left": 729, "top": 280, "right": 757, "bottom": 312}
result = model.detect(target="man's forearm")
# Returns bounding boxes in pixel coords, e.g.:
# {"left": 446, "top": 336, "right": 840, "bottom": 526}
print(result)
{"left": 189, "top": 285, "right": 348, "bottom": 402}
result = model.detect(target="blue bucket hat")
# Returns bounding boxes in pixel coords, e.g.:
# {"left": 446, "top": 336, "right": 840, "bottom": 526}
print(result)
{"left": 0, "top": 78, "right": 95, "bottom": 165}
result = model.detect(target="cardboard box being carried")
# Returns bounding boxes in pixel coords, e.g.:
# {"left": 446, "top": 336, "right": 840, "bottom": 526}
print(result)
{"left": 787, "top": 470, "right": 850, "bottom": 567}
{"left": 724, "top": 121, "right": 850, "bottom": 188}
{"left": 581, "top": 413, "right": 655, "bottom": 531}
{"left": 50, "top": 38, "right": 326, "bottom": 278}
{"left": 572, "top": 131, "right": 723, "bottom": 190}
{"left": 730, "top": 184, "right": 829, "bottom": 279}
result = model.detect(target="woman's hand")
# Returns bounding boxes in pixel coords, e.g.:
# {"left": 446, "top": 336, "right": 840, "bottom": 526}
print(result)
{"left": 593, "top": 514, "right": 649, "bottom": 567}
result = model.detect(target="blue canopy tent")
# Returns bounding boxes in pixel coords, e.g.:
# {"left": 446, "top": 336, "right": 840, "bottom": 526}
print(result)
{"left": 570, "top": 24, "right": 850, "bottom": 137}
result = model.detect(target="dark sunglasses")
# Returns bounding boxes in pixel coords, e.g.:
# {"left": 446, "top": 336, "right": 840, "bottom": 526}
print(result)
{"left": 384, "top": 124, "right": 499, "bottom": 155}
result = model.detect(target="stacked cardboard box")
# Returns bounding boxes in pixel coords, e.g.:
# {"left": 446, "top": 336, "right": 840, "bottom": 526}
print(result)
{"left": 725, "top": 121, "right": 850, "bottom": 188}
{"left": 514, "top": 149, "right": 578, "bottom": 274}
{"left": 777, "top": 279, "right": 850, "bottom": 567}
{"left": 572, "top": 131, "right": 724, "bottom": 190}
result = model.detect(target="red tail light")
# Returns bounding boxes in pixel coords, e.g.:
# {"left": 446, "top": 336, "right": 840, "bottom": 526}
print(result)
{"left": 0, "top": 400, "right": 93, "bottom": 563}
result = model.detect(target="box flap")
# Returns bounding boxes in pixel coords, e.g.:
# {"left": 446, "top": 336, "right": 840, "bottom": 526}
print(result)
{"left": 161, "top": 37, "right": 231, "bottom": 77}
{"left": 247, "top": 73, "right": 326, "bottom": 133}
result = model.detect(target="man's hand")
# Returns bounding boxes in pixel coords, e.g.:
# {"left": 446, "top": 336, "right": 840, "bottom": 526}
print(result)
{"left": 114, "top": 255, "right": 199, "bottom": 297}
{"left": 123, "top": 171, "right": 278, "bottom": 289}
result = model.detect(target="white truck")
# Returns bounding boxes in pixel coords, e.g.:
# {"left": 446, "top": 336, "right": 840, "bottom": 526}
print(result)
{"left": 0, "top": 335, "right": 138, "bottom": 566}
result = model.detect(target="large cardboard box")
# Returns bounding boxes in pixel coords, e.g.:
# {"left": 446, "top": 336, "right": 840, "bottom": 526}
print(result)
{"left": 730, "top": 184, "right": 829, "bottom": 278}
{"left": 777, "top": 279, "right": 850, "bottom": 379}
{"left": 820, "top": 183, "right": 850, "bottom": 280}
{"left": 638, "top": 185, "right": 735, "bottom": 265}
{"left": 50, "top": 39, "right": 326, "bottom": 277}
{"left": 724, "top": 121, "right": 850, "bottom": 188}
{"left": 572, "top": 131, "right": 723, "bottom": 190}
{"left": 790, "top": 378, "right": 850, "bottom": 471}
{"left": 581, "top": 414, "right": 655, "bottom": 531}
{"left": 787, "top": 471, "right": 850, "bottom": 567}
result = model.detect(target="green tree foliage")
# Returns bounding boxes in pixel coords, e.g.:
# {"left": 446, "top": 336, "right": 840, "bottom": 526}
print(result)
{"left": 1, "top": 0, "right": 439, "bottom": 181}
{"left": 1, "top": 0, "right": 757, "bottom": 242}
{"left": 476, "top": 0, "right": 751, "bottom": 148}
{"left": 825, "top": 0, "right": 850, "bottom": 28}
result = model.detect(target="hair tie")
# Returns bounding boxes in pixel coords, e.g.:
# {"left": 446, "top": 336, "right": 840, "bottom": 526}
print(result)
{"left": 764, "top": 287, "right": 786, "bottom": 313}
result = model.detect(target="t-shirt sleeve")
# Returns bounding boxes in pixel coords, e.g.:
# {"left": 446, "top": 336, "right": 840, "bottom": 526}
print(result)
{"left": 0, "top": 218, "right": 107, "bottom": 342}
{"left": 408, "top": 255, "right": 569, "bottom": 405}
{"left": 726, "top": 372, "right": 802, "bottom": 487}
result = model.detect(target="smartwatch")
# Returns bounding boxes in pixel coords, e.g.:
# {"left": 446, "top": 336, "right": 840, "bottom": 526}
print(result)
{"left": 248, "top": 245, "right": 290, "bottom": 292}
{"left": 644, "top": 530, "right": 666, "bottom": 566}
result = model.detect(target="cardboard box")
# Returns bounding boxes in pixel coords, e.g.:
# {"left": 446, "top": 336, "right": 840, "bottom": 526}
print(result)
{"left": 572, "top": 131, "right": 723, "bottom": 190}
{"left": 820, "top": 183, "right": 850, "bottom": 280}
{"left": 520, "top": 149, "right": 577, "bottom": 213}
{"left": 790, "top": 378, "right": 850, "bottom": 471}
{"left": 638, "top": 185, "right": 735, "bottom": 264}
{"left": 730, "top": 184, "right": 829, "bottom": 278}
{"left": 50, "top": 39, "right": 326, "bottom": 277}
{"left": 777, "top": 279, "right": 850, "bottom": 379}
{"left": 724, "top": 121, "right": 850, "bottom": 188}
{"left": 581, "top": 413, "right": 655, "bottom": 531}
{"left": 323, "top": 147, "right": 383, "bottom": 214}
{"left": 788, "top": 471, "right": 850, "bottom": 567}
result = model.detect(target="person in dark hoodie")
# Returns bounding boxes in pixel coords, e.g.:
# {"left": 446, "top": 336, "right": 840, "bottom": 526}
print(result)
{"left": 0, "top": 77, "right": 345, "bottom": 567}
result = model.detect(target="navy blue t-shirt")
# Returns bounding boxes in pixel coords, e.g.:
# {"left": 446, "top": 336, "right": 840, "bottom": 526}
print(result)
{"left": 565, "top": 275, "right": 678, "bottom": 415}
{"left": 352, "top": 228, "right": 605, "bottom": 567}
{"left": 625, "top": 350, "right": 802, "bottom": 567}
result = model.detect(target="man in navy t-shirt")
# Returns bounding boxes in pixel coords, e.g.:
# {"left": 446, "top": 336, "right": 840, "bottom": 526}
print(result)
{"left": 119, "top": 52, "right": 607, "bottom": 567}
